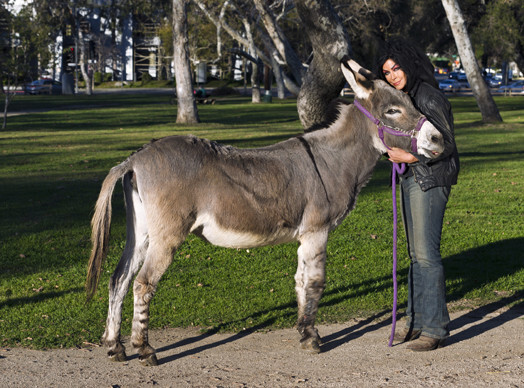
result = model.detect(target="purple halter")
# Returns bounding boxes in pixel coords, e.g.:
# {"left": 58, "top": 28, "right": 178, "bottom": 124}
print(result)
{"left": 353, "top": 99, "right": 426, "bottom": 153}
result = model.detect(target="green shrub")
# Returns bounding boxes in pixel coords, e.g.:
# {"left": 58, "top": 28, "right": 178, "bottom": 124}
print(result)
{"left": 93, "top": 71, "right": 103, "bottom": 85}
{"left": 141, "top": 71, "right": 153, "bottom": 84}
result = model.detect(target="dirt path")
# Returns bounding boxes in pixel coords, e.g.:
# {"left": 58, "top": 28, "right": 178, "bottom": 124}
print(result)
{"left": 1, "top": 303, "right": 522, "bottom": 388}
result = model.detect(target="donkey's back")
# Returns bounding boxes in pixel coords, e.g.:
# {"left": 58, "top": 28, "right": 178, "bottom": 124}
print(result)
{"left": 129, "top": 134, "right": 319, "bottom": 248}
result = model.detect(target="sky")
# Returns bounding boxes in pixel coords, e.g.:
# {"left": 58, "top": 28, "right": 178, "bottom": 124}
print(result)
{"left": 9, "top": 0, "right": 28, "bottom": 13}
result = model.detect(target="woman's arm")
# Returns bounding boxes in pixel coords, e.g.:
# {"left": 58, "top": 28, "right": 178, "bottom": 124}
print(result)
{"left": 411, "top": 83, "right": 456, "bottom": 165}
{"left": 387, "top": 147, "right": 418, "bottom": 164}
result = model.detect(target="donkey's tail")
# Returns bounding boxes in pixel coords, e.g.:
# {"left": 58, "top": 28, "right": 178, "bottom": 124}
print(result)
{"left": 86, "top": 161, "right": 131, "bottom": 302}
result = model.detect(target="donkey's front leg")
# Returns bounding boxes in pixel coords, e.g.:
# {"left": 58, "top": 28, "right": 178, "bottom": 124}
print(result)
{"left": 295, "top": 231, "right": 327, "bottom": 354}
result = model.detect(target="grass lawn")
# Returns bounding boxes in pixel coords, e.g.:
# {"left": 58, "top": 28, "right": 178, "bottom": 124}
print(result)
{"left": 0, "top": 93, "right": 522, "bottom": 349}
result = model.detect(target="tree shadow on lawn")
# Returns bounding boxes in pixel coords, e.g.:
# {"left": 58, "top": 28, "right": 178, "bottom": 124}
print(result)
{"left": 457, "top": 150, "right": 524, "bottom": 160}
{"left": 7, "top": 110, "right": 175, "bottom": 132}
{"left": 444, "top": 237, "right": 524, "bottom": 303}
{"left": 0, "top": 288, "right": 84, "bottom": 309}
{"left": 152, "top": 237, "right": 523, "bottom": 362}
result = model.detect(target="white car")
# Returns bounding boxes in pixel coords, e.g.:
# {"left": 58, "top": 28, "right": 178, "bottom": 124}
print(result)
{"left": 438, "top": 79, "right": 461, "bottom": 93}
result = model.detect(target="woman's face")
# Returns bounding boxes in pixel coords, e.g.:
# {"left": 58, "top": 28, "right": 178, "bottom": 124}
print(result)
{"left": 382, "top": 59, "right": 407, "bottom": 91}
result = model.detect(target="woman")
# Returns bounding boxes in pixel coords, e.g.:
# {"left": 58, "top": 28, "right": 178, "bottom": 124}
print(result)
{"left": 375, "top": 38, "right": 460, "bottom": 351}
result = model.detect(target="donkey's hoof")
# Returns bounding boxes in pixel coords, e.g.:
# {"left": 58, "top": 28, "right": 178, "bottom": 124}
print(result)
{"left": 300, "top": 337, "right": 321, "bottom": 354}
{"left": 108, "top": 351, "right": 128, "bottom": 362}
{"left": 139, "top": 353, "right": 159, "bottom": 366}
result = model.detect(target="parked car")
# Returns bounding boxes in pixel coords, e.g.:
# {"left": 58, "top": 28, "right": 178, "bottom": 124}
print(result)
{"left": 448, "top": 71, "right": 459, "bottom": 80}
{"left": 449, "top": 71, "right": 466, "bottom": 81}
{"left": 438, "top": 79, "right": 461, "bottom": 93}
{"left": 498, "top": 80, "right": 524, "bottom": 94}
{"left": 487, "top": 74, "right": 503, "bottom": 88}
{"left": 24, "top": 79, "right": 62, "bottom": 95}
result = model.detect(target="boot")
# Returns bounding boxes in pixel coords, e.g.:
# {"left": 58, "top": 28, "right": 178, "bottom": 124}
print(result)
{"left": 406, "top": 335, "right": 445, "bottom": 351}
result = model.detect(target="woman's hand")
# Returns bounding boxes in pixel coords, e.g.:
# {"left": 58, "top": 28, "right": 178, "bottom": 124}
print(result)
{"left": 387, "top": 147, "right": 419, "bottom": 164}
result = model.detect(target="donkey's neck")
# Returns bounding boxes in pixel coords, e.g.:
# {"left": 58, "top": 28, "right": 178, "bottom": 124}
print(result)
{"left": 299, "top": 104, "right": 383, "bottom": 229}
{"left": 304, "top": 103, "right": 383, "bottom": 185}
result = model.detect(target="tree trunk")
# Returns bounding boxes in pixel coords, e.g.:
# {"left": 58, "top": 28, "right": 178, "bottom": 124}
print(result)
{"left": 173, "top": 0, "right": 199, "bottom": 124}
{"left": 2, "top": 77, "right": 12, "bottom": 129}
{"left": 271, "top": 54, "right": 285, "bottom": 99}
{"left": 78, "top": 30, "right": 93, "bottom": 96}
{"left": 239, "top": 12, "right": 261, "bottom": 103}
{"left": 295, "top": 0, "right": 352, "bottom": 130}
{"left": 515, "top": 41, "right": 524, "bottom": 76}
{"left": 441, "top": 0, "right": 502, "bottom": 123}
{"left": 2, "top": 93, "right": 9, "bottom": 130}
{"left": 251, "top": 61, "right": 261, "bottom": 103}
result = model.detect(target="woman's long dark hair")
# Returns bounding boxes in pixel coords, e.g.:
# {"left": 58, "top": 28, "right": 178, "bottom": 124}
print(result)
{"left": 374, "top": 37, "right": 439, "bottom": 92}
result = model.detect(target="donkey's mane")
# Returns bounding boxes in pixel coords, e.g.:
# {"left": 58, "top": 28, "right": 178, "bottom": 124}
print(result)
{"left": 304, "top": 98, "right": 351, "bottom": 133}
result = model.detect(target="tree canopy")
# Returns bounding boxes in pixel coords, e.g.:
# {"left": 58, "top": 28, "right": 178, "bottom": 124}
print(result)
{"left": 2, "top": 0, "right": 520, "bottom": 126}
{"left": 3, "top": 0, "right": 522, "bottom": 86}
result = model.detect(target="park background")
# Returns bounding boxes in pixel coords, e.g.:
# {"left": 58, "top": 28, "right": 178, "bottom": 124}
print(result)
{"left": 0, "top": 0, "right": 522, "bottom": 351}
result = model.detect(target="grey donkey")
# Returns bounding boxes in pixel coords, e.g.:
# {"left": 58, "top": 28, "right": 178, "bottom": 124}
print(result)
{"left": 86, "top": 59, "right": 444, "bottom": 366}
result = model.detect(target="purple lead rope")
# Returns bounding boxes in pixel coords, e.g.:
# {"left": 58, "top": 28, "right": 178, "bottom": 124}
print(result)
{"left": 388, "top": 162, "right": 406, "bottom": 347}
{"left": 351, "top": 100, "right": 424, "bottom": 346}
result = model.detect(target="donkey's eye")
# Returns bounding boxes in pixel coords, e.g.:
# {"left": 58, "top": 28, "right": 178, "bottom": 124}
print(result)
{"left": 386, "top": 108, "right": 401, "bottom": 115}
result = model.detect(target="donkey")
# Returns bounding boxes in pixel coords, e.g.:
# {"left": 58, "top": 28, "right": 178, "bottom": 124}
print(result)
{"left": 86, "top": 59, "right": 444, "bottom": 366}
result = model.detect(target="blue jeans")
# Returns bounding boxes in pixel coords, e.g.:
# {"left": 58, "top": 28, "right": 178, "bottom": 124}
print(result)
{"left": 400, "top": 175, "right": 450, "bottom": 339}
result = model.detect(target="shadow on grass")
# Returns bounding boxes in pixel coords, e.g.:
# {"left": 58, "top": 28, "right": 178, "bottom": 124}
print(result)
{"left": 0, "top": 174, "right": 121, "bottom": 239}
{"left": 444, "top": 237, "right": 524, "bottom": 302}
{"left": 458, "top": 150, "right": 524, "bottom": 158}
{"left": 6, "top": 96, "right": 299, "bottom": 133}
{"left": 0, "top": 288, "right": 84, "bottom": 308}
{"left": 6, "top": 110, "right": 176, "bottom": 132}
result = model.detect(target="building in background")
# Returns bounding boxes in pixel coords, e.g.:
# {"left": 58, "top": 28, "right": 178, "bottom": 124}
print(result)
{"left": 7, "top": 0, "right": 170, "bottom": 83}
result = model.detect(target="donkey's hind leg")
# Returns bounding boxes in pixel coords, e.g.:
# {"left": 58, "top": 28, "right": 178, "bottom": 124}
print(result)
{"left": 131, "top": 234, "right": 184, "bottom": 366}
{"left": 103, "top": 174, "right": 148, "bottom": 362}
{"left": 295, "top": 231, "right": 328, "bottom": 354}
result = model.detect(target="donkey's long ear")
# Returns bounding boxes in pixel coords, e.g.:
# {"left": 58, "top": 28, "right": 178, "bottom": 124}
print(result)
{"left": 341, "top": 58, "right": 376, "bottom": 99}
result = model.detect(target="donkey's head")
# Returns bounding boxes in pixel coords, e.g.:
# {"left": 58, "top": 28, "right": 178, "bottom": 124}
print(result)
{"left": 341, "top": 58, "right": 444, "bottom": 158}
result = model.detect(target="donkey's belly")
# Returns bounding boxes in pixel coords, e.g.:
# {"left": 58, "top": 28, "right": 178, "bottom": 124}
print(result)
{"left": 190, "top": 213, "right": 297, "bottom": 248}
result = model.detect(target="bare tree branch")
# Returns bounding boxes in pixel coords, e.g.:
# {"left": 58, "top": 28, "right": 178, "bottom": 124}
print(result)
{"left": 252, "top": 0, "right": 305, "bottom": 85}
{"left": 192, "top": 0, "right": 301, "bottom": 95}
